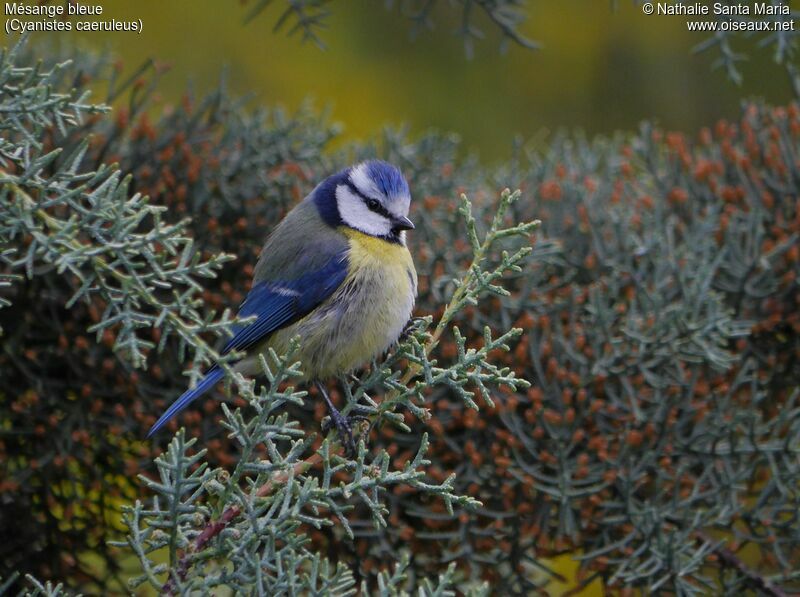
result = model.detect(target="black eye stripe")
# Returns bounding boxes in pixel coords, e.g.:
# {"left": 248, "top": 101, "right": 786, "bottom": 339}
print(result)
{"left": 345, "top": 181, "right": 392, "bottom": 218}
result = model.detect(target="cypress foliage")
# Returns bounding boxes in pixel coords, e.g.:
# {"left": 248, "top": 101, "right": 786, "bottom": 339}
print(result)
{"left": 1, "top": 20, "right": 799, "bottom": 594}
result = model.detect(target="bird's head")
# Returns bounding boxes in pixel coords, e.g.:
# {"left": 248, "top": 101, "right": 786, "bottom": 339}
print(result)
{"left": 313, "top": 160, "right": 414, "bottom": 244}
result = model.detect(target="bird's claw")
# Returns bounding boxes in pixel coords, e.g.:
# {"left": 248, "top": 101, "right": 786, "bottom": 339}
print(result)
{"left": 321, "top": 412, "right": 369, "bottom": 433}
{"left": 398, "top": 318, "right": 416, "bottom": 342}
{"left": 325, "top": 410, "right": 355, "bottom": 456}
{"left": 322, "top": 410, "right": 371, "bottom": 457}
{"left": 316, "top": 383, "right": 371, "bottom": 457}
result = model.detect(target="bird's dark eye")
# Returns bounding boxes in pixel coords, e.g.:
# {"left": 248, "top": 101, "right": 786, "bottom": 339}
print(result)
{"left": 366, "top": 198, "right": 380, "bottom": 211}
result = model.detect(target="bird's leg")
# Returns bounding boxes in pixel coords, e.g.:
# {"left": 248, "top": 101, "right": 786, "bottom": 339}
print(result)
{"left": 397, "top": 317, "right": 416, "bottom": 342}
{"left": 316, "top": 381, "right": 358, "bottom": 456}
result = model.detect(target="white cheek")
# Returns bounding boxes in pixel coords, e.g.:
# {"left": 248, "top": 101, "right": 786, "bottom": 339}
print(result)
{"left": 336, "top": 185, "right": 392, "bottom": 237}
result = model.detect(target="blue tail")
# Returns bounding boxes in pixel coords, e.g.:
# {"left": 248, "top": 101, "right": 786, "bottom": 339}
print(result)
{"left": 146, "top": 367, "right": 224, "bottom": 438}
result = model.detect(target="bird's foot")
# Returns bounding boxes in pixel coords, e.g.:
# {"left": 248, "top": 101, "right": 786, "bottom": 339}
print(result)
{"left": 316, "top": 383, "right": 370, "bottom": 457}
{"left": 398, "top": 317, "right": 416, "bottom": 342}
{"left": 320, "top": 406, "right": 371, "bottom": 434}
{"left": 323, "top": 409, "right": 359, "bottom": 457}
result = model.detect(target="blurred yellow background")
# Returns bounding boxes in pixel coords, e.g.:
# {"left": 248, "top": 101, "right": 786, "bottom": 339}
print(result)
{"left": 25, "top": 0, "right": 790, "bottom": 162}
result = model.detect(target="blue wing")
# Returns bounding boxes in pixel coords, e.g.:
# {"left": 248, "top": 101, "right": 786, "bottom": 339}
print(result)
{"left": 221, "top": 255, "right": 348, "bottom": 355}
{"left": 146, "top": 252, "right": 348, "bottom": 437}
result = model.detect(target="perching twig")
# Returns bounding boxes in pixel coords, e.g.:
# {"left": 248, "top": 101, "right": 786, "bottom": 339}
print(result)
{"left": 164, "top": 454, "right": 323, "bottom": 595}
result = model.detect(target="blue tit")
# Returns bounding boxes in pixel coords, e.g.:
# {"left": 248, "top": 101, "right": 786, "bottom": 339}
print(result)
{"left": 147, "top": 160, "right": 417, "bottom": 448}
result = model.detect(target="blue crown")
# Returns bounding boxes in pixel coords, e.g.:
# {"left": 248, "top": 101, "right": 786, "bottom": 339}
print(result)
{"left": 365, "top": 160, "right": 409, "bottom": 198}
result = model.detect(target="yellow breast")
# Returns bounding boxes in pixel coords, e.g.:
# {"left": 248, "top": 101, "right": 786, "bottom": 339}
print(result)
{"left": 333, "top": 227, "right": 417, "bottom": 368}
{"left": 340, "top": 228, "right": 416, "bottom": 274}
